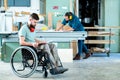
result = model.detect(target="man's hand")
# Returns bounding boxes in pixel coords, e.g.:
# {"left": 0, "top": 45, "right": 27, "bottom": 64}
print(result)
{"left": 35, "top": 39, "right": 46, "bottom": 45}
{"left": 38, "top": 41, "right": 46, "bottom": 45}
{"left": 32, "top": 43, "right": 39, "bottom": 48}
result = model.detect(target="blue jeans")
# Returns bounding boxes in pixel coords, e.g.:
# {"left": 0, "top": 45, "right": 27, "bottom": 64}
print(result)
{"left": 78, "top": 40, "right": 88, "bottom": 55}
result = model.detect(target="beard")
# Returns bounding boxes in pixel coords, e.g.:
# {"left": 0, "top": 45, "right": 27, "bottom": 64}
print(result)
{"left": 29, "top": 24, "right": 35, "bottom": 32}
{"left": 30, "top": 24, "right": 35, "bottom": 28}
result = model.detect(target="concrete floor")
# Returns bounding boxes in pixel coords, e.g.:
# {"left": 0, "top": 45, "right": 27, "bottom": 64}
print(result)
{"left": 0, "top": 53, "right": 120, "bottom": 80}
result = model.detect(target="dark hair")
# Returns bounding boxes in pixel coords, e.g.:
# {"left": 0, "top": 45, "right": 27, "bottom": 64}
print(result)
{"left": 30, "top": 13, "right": 39, "bottom": 20}
{"left": 65, "top": 12, "right": 72, "bottom": 17}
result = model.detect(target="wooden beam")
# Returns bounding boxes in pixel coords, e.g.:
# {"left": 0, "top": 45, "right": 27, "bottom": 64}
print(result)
{"left": 85, "top": 27, "right": 120, "bottom": 29}
{"left": 87, "top": 31, "right": 114, "bottom": 36}
{"left": 85, "top": 40, "right": 115, "bottom": 44}
{"left": 48, "top": 12, "right": 53, "bottom": 29}
{"left": 70, "top": 40, "right": 77, "bottom": 57}
{"left": 4, "top": 0, "right": 8, "bottom": 11}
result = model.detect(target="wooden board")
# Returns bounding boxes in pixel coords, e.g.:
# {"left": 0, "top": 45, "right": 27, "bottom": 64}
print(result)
{"left": 70, "top": 40, "right": 77, "bottom": 57}
{"left": 85, "top": 40, "right": 115, "bottom": 44}
{"left": 85, "top": 27, "right": 120, "bottom": 29}
{"left": 48, "top": 13, "right": 53, "bottom": 28}
{"left": 4, "top": 0, "right": 8, "bottom": 10}
{"left": 88, "top": 31, "right": 114, "bottom": 36}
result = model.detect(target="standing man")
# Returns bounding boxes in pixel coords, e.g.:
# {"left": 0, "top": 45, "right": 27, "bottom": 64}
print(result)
{"left": 19, "top": 13, "right": 68, "bottom": 75}
{"left": 56, "top": 12, "right": 90, "bottom": 60}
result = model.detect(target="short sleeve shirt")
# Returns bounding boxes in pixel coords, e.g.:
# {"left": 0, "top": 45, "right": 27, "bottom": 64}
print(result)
{"left": 62, "top": 15, "right": 85, "bottom": 31}
{"left": 18, "top": 24, "right": 36, "bottom": 42}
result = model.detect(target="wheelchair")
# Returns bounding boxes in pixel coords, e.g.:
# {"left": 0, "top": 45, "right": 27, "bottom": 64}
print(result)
{"left": 10, "top": 46, "right": 57, "bottom": 78}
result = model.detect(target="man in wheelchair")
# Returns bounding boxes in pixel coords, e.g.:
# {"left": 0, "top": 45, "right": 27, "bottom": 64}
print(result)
{"left": 18, "top": 13, "right": 68, "bottom": 75}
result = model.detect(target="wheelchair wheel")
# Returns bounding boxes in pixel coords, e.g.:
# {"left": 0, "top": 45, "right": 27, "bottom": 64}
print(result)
{"left": 10, "top": 46, "right": 38, "bottom": 78}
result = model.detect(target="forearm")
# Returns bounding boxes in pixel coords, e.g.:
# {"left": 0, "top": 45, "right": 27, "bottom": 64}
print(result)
{"left": 20, "top": 40, "right": 33, "bottom": 46}
{"left": 19, "top": 36, "right": 38, "bottom": 47}
{"left": 56, "top": 24, "right": 64, "bottom": 31}
{"left": 64, "top": 28, "right": 74, "bottom": 31}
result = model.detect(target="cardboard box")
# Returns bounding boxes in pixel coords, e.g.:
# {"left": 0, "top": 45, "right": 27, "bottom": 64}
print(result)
{"left": 58, "top": 49, "right": 73, "bottom": 62}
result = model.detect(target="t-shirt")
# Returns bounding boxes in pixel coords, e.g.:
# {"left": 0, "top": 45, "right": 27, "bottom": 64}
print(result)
{"left": 18, "top": 24, "right": 36, "bottom": 43}
{"left": 62, "top": 14, "right": 85, "bottom": 31}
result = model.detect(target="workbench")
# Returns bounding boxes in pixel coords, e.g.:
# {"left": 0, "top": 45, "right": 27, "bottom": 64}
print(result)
{"left": 0, "top": 32, "right": 17, "bottom": 47}
{"left": 1, "top": 31, "right": 87, "bottom": 62}
{"left": 36, "top": 31, "right": 87, "bottom": 42}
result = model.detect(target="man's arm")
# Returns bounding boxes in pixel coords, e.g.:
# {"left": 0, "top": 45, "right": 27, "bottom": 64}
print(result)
{"left": 19, "top": 36, "right": 33, "bottom": 46}
{"left": 56, "top": 24, "right": 74, "bottom": 31}
{"left": 56, "top": 24, "right": 64, "bottom": 31}
{"left": 19, "top": 36, "right": 46, "bottom": 47}
{"left": 64, "top": 27, "right": 74, "bottom": 31}
{"left": 63, "top": 25, "right": 74, "bottom": 31}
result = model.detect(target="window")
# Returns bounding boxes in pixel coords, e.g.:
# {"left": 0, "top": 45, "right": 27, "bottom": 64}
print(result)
{"left": 40, "top": 0, "right": 46, "bottom": 14}
{"left": 0, "top": 0, "right": 4, "bottom": 7}
{"left": 14, "top": 0, "right": 30, "bottom": 7}
{"left": 7, "top": 0, "right": 31, "bottom": 7}
{"left": 0, "top": 0, "right": 1, "bottom": 7}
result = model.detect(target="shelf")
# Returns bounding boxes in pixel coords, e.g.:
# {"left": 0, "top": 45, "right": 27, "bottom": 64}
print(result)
{"left": 87, "top": 31, "right": 114, "bottom": 36}
{"left": 85, "top": 40, "right": 115, "bottom": 44}
{"left": 85, "top": 27, "right": 120, "bottom": 29}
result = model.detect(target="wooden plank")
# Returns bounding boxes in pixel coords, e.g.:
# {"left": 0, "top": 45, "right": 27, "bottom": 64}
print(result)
{"left": 21, "top": 11, "right": 30, "bottom": 15}
{"left": 4, "top": 0, "right": 8, "bottom": 10}
{"left": 97, "top": 32, "right": 114, "bottom": 35}
{"left": 87, "top": 31, "right": 114, "bottom": 36}
{"left": 15, "top": 12, "right": 20, "bottom": 16}
{"left": 48, "top": 12, "right": 53, "bottom": 29}
{"left": 70, "top": 40, "right": 77, "bottom": 57}
{"left": 85, "top": 40, "right": 115, "bottom": 44}
{"left": 38, "top": 14, "right": 46, "bottom": 17}
{"left": 85, "top": 27, "right": 120, "bottom": 29}
{"left": 90, "top": 47, "right": 110, "bottom": 53}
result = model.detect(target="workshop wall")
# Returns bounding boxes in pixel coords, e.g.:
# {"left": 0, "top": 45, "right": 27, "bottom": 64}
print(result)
{"left": 104, "top": 0, "right": 120, "bottom": 52}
